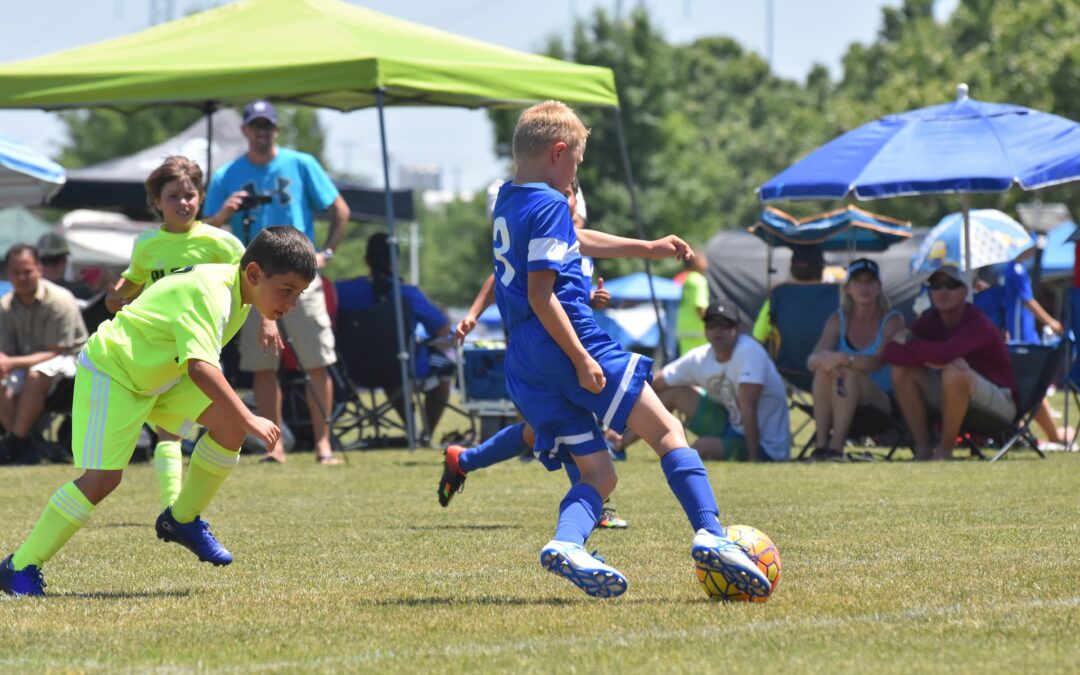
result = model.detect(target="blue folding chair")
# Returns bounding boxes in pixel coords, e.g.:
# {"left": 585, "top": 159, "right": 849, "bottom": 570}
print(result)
{"left": 1063, "top": 288, "right": 1080, "bottom": 451}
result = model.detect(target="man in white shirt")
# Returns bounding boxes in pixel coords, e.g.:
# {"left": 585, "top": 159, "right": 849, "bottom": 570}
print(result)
{"left": 615, "top": 300, "right": 790, "bottom": 461}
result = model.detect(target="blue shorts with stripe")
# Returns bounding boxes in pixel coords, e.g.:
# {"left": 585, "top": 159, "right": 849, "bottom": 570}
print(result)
{"left": 505, "top": 319, "right": 653, "bottom": 471}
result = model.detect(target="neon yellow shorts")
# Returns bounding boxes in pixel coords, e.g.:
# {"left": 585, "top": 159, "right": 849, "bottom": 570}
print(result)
{"left": 72, "top": 361, "right": 211, "bottom": 470}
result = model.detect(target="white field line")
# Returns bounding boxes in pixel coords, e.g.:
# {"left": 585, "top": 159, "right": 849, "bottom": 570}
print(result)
{"left": 2, "top": 595, "right": 1078, "bottom": 673}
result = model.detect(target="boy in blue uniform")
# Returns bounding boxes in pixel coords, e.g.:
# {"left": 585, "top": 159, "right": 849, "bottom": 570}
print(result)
{"left": 490, "top": 100, "right": 770, "bottom": 599}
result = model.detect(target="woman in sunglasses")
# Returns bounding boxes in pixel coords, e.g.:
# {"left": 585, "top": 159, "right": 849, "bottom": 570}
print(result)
{"left": 807, "top": 258, "right": 905, "bottom": 461}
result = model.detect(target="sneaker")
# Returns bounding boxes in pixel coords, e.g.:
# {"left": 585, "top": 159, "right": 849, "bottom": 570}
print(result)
{"left": 155, "top": 508, "right": 233, "bottom": 566}
{"left": 539, "top": 540, "right": 627, "bottom": 598}
{"left": 597, "top": 504, "right": 629, "bottom": 529}
{"left": 438, "top": 445, "right": 468, "bottom": 507}
{"left": 810, "top": 447, "right": 846, "bottom": 462}
{"left": 0, "top": 554, "right": 46, "bottom": 597}
{"left": 691, "top": 529, "right": 771, "bottom": 599}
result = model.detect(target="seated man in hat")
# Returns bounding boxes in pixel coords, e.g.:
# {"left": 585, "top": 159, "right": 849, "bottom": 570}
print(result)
{"left": 36, "top": 231, "right": 95, "bottom": 303}
{"left": 882, "top": 264, "right": 1017, "bottom": 461}
{"left": 612, "top": 300, "right": 791, "bottom": 462}
{"left": 0, "top": 245, "right": 88, "bottom": 464}
{"left": 752, "top": 244, "right": 828, "bottom": 347}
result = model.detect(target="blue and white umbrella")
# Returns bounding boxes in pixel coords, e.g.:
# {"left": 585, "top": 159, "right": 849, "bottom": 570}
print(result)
{"left": 0, "top": 133, "right": 65, "bottom": 206}
{"left": 910, "top": 209, "right": 1034, "bottom": 274}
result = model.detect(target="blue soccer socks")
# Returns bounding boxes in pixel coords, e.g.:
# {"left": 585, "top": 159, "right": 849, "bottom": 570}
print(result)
{"left": 459, "top": 422, "right": 529, "bottom": 472}
{"left": 661, "top": 447, "right": 724, "bottom": 536}
{"left": 553, "top": 483, "right": 603, "bottom": 546}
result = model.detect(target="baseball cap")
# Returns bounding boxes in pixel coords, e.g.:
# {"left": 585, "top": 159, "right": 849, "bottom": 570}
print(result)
{"left": 846, "top": 257, "right": 880, "bottom": 279}
{"left": 703, "top": 299, "right": 739, "bottom": 324}
{"left": 791, "top": 245, "right": 824, "bottom": 267}
{"left": 243, "top": 100, "right": 278, "bottom": 126}
{"left": 37, "top": 231, "right": 69, "bottom": 258}
{"left": 926, "top": 263, "right": 968, "bottom": 287}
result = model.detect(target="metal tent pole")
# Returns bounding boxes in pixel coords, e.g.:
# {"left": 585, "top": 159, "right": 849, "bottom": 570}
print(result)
{"left": 376, "top": 90, "right": 416, "bottom": 450}
{"left": 613, "top": 107, "right": 670, "bottom": 363}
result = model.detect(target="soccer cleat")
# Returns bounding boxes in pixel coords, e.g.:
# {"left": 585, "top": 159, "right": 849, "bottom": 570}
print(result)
{"left": 155, "top": 508, "right": 233, "bottom": 566}
{"left": 691, "top": 528, "right": 771, "bottom": 599}
{"left": 0, "top": 554, "right": 46, "bottom": 597}
{"left": 540, "top": 540, "right": 627, "bottom": 598}
{"left": 437, "top": 445, "right": 468, "bottom": 507}
{"left": 597, "top": 504, "right": 629, "bottom": 529}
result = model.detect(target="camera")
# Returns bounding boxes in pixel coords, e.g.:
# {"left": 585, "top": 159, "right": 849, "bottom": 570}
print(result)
{"left": 238, "top": 193, "right": 272, "bottom": 210}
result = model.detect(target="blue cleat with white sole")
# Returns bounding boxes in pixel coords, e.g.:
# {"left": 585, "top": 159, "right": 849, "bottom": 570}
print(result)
{"left": 540, "top": 540, "right": 627, "bottom": 598}
{"left": 155, "top": 508, "right": 233, "bottom": 566}
{"left": 691, "top": 528, "right": 771, "bottom": 599}
{"left": 0, "top": 554, "right": 46, "bottom": 597}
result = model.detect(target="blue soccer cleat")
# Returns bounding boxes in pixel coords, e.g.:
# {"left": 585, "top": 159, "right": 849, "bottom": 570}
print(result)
{"left": 155, "top": 508, "right": 233, "bottom": 566}
{"left": 0, "top": 554, "right": 46, "bottom": 597}
{"left": 691, "top": 528, "right": 771, "bottom": 599}
{"left": 540, "top": 540, "right": 627, "bottom": 598}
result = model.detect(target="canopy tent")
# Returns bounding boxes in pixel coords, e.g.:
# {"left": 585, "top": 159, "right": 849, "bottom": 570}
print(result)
{"left": 0, "top": 133, "right": 65, "bottom": 206}
{"left": 0, "top": 0, "right": 627, "bottom": 449}
{"left": 703, "top": 228, "right": 930, "bottom": 329}
{"left": 48, "top": 108, "right": 414, "bottom": 221}
{"left": 750, "top": 205, "right": 912, "bottom": 252}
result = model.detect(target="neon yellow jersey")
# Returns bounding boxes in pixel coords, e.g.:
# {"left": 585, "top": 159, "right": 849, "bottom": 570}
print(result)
{"left": 83, "top": 264, "right": 250, "bottom": 395}
{"left": 121, "top": 221, "right": 244, "bottom": 288}
{"left": 677, "top": 271, "right": 710, "bottom": 354}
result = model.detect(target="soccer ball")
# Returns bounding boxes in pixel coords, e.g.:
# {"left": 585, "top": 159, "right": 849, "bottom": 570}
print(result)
{"left": 694, "top": 524, "right": 782, "bottom": 602}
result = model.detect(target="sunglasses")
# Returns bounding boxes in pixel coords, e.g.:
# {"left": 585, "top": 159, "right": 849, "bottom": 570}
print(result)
{"left": 927, "top": 280, "right": 965, "bottom": 291}
{"left": 704, "top": 318, "right": 737, "bottom": 330}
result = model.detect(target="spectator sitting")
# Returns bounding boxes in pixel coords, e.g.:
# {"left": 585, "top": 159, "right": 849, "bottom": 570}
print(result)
{"left": 336, "top": 232, "right": 452, "bottom": 442}
{"left": 612, "top": 300, "right": 790, "bottom": 462}
{"left": 752, "top": 244, "right": 826, "bottom": 347}
{"left": 36, "top": 231, "right": 95, "bottom": 303}
{"left": 0, "top": 245, "right": 89, "bottom": 465}
{"left": 807, "top": 258, "right": 905, "bottom": 461}
{"left": 882, "top": 264, "right": 1017, "bottom": 461}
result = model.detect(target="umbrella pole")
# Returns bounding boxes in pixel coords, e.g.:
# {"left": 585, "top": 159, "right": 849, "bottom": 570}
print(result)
{"left": 962, "top": 194, "right": 973, "bottom": 282}
{"left": 376, "top": 89, "right": 417, "bottom": 451}
{"left": 613, "top": 107, "right": 669, "bottom": 363}
{"left": 203, "top": 101, "right": 216, "bottom": 180}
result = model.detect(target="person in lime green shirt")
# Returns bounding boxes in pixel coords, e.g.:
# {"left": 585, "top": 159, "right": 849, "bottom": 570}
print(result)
{"left": 676, "top": 251, "right": 710, "bottom": 355}
{"left": 0, "top": 226, "right": 316, "bottom": 596}
{"left": 107, "top": 156, "right": 249, "bottom": 510}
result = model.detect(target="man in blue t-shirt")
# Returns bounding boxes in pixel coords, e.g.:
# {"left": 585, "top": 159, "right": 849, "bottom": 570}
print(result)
{"left": 204, "top": 100, "right": 350, "bottom": 465}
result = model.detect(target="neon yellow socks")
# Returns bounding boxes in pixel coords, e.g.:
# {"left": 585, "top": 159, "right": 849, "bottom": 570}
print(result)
{"left": 170, "top": 434, "right": 240, "bottom": 524}
{"left": 12, "top": 482, "right": 94, "bottom": 570}
{"left": 154, "top": 439, "right": 184, "bottom": 508}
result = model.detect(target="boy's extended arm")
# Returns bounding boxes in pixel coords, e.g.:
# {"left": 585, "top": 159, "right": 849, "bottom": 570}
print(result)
{"left": 106, "top": 277, "right": 143, "bottom": 314}
{"left": 577, "top": 229, "right": 692, "bottom": 262}
{"left": 528, "top": 269, "right": 605, "bottom": 393}
{"left": 187, "top": 358, "right": 279, "bottom": 447}
{"left": 454, "top": 273, "right": 497, "bottom": 345}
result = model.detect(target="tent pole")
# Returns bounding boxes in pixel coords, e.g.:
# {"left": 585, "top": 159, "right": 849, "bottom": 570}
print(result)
{"left": 376, "top": 89, "right": 417, "bottom": 450}
{"left": 613, "top": 107, "right": 669, "bottom": 363}
{"left": 204, "top": 101, "right": 216, "bottom": 181}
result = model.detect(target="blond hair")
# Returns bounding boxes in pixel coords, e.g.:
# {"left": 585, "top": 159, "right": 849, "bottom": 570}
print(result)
{"left": 840, "top": 275, "right": 891, "bottom": 317}
{"left": 512, "top": 100, "right": 589, "bottom": 161}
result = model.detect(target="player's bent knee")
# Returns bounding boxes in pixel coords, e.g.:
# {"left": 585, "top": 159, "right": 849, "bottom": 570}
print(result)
{"left": 75, "top": 469, "right": 123, "bottom": 504}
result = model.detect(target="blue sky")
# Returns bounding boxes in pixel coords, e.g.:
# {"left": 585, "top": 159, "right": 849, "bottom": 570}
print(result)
{"left": 0, "top": 0, "right": 958, "bottom": 191}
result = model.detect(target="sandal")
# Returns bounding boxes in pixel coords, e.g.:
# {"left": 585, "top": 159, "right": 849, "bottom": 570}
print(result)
{"left": 316, "top": 454, "right": 343, "bottom": 465}
{"left": 259, "top": 454, "right": 285, "bottom": 464}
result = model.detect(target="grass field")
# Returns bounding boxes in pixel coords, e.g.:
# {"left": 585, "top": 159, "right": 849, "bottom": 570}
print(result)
{"left": 2, "top": 433, "right": 1079, "bottom": 673}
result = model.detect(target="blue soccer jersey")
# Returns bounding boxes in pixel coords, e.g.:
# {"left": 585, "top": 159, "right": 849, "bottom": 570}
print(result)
{"left": 491, "top": 182, "right": 593, "bottom": 335}
{"left": 491, "top": 181, "right": 653, "bottom": 470}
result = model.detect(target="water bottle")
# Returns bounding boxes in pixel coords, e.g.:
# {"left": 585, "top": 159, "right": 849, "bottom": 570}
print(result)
{"left": 1042, "top": 325, "right": 1055, "bottom": 345}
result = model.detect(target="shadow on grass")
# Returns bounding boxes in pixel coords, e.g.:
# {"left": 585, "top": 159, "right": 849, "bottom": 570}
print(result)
{"left": 367, "top": 595, "right": 700, "bottom": 607}
{"left": 54, "top": 589, "right": 193, "bottom": 600}
{"left": 98, "top": 522, "right": 146, "bottom": 528}
{"left": 405, "top": 524, "right": 521, "bottom": 531}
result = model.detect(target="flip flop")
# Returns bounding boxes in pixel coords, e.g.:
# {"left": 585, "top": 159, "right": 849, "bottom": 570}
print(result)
{"left": 259, "top": 455, "right": 285, "bottom": 464}
{"left": 316, "top": 454, "right": 343, "bottom": 465}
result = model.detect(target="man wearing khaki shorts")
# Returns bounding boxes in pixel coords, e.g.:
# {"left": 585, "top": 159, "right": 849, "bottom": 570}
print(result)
{"left": 204, "top": 100, "right": 350, "bottom": 464}
{"left": 883, "top": 264, "right": 1018, "bottom": 461}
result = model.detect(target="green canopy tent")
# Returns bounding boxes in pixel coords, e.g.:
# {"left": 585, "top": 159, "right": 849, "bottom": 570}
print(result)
{"left": 0, "top": 0, "right": 663, "bottom": 448}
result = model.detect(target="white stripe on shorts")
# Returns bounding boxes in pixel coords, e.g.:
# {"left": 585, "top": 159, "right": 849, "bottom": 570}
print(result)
{"left": 602, "top": 352, "right": 642, "bottom": 429}
{"left": 540, "top": 431, "right": 596, "bottom": 463}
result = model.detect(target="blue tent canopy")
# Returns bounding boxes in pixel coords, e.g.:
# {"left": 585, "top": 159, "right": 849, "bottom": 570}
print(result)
{"left": 750, "top": 205, "right": 912, "bottom": 252}
{"left": 601, "top": 272, "right": 683, "bottom": 303}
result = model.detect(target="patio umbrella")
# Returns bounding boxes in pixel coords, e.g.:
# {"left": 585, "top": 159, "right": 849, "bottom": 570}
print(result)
{"left": 910, "top": 209, "right": 1034, "bottom": 274}
{"left": 0, "top": 133, "right": 65, "bottom": 206}
{"left": 750, "top": 205, "right": 912, "bottom": 252}
{"left": 757, "top": 84, "right": 1080, "bottom": 272}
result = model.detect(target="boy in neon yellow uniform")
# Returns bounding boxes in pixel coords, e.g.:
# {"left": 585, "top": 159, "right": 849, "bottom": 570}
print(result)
{"left": 108, "top": 156, "right": 248, "bottom": 508}
{"left": 0, "top": 226, "right": 316, "bottom": 596}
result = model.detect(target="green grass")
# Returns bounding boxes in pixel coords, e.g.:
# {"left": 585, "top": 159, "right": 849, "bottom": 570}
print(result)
{"left": 2, "top": 442, "right": 1079, "bottom": 673}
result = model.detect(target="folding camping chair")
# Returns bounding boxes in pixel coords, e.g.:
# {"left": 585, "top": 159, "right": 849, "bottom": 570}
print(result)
{"left": 1061, "top": 287, "right": 1080, "bottom": 452}
{"left": 957, "top": 340, "right": 1068, "bottom": 462}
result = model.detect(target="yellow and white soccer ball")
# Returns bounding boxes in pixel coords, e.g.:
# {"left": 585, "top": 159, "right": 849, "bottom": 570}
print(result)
{"left": 694, "top": 524, "right": 782, "bottom": 602}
